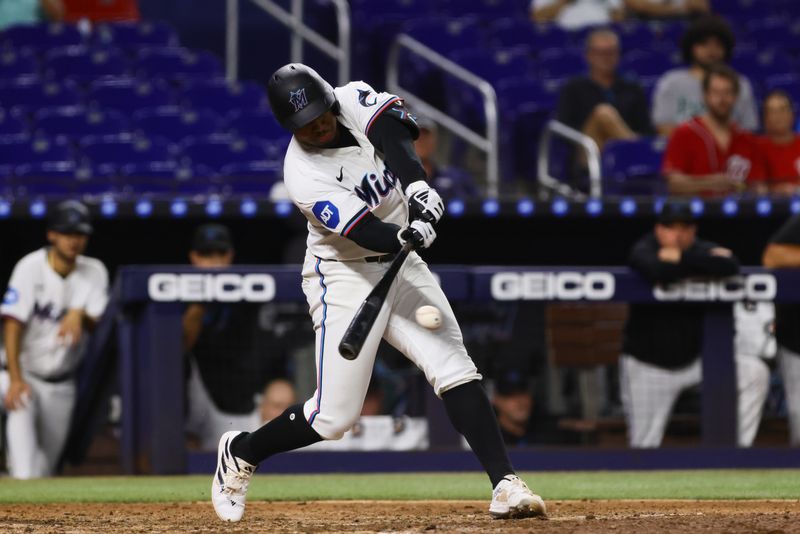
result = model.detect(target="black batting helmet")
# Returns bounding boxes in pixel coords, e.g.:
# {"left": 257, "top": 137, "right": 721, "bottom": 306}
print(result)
{"left": 267, "top": 63, "right": 337, "bottom": 132}
{"left": 48, "top": 200, "right": 93, "bottom": 235}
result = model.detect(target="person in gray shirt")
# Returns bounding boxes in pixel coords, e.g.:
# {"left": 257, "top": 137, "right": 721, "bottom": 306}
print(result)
{"left": 652, "top": 15, "right": 758, "bottom": 137}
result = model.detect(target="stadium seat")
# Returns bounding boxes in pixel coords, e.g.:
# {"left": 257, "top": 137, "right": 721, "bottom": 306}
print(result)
{"left": 93, "top": 21, "right": 180, "bottom": 50}
{"left": 620, "top": 51, "right": 676, "bottom": 79}
{"left": 226, "top": 110, "right": 285, "bottom": 142}
{"left": 44, "top": 46, "right": 129, "bottom": 83}
{"left": 135, "top": 48, "right": 224, "bottom": 83}
{"left": 0, "top": 79, "right": 82, "bottom": 113}
{"left": 0, "top": 137, "right": 73, "bottom": 173}
{"left": 219, "top": 160, "right": 282, "bottom": 195}
{"left": 13, "top": 161, "right": 117, "bottom": 196}
{"left": 435, "top": 0, "right": 522, "bottom": 17}
{"left": 448, "top": 48, "right": 534, "bottom": 82}
{"left": 179, "top": 136, "right": 271, "bottom": 173}
{"left": 601, "top": 138, "right": 667, "bottom": 195}
{"left": 120, "top": 161, "right": 217, "bottom": 194}
{"left": 0, "top": 23, "right": 85, "bottom": 50}
{"left": 0, "top": 49, "right": 39, "bottom": 80}
{"left": 132, "top": 106, "right": 223, "bottom": 144}
{"left": 402, "top": 17, "right": 484, "bottom": 54}
{"left": 179, "top": 80, "right": 269, "bottom": 115}
{"left": 87, "top": 78, "right": 173, "bottom": 113}
{"left": 34, "top": 107, "right": 129, "bottom": 141}
{"left": 0, "top": 109, "right": 28, "bottom": 137}
{"left": 487, "top": 18, "right": 570, "bottom": 50}
{"left": 79, "top": 136, "right": 172, "bottom": 173}
{"left": 537, "top": 48, "right": 585, "bottom": 79}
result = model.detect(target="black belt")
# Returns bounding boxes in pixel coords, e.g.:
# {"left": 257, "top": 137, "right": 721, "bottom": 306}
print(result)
{"left": 364, "top": 253, "right": 397, "bottom": 263}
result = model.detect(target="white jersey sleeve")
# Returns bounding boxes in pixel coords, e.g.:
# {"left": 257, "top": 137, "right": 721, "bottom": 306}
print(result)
{"left": 334, "top": 81, "right": 402, "bottom": 137}
{"left": 1, "top": 255, "right": 37, "bottom": 323}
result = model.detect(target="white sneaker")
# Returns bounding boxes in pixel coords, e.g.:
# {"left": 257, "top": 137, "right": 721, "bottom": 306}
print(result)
{"left": 211, "top": 431, "right": 256, "bottom": 522}
{"left": 489, "top": 474, "right": 547, "bottom": 519}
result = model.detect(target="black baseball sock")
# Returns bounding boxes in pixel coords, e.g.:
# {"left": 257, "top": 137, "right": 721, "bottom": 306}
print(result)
{"left": 442, "top": 380, "right": 515, "bottom": 488}
{"left": 231, "top": 403, "right": 322, "bottom": 465}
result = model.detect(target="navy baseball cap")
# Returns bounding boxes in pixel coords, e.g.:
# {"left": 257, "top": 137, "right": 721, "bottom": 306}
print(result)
{"left": 48, "top": 200, "right": 93, "bottom": 235}
{"left": 495, "top": 370, "right": 531, "bottom": 396}
{"left": 658, "top": 199, "right": 696, "bottom": 225}
{"left": 192, "top": 224, "right": 233, "bottom": 253}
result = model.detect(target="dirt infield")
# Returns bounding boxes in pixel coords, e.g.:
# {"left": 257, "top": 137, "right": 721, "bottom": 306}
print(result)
{"left": 1, "top": 500, "right": 799, "bottom": 533}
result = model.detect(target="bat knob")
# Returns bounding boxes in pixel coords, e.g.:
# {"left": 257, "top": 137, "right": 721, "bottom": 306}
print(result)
{"left": 338, "top": 342, "right": 359, "bottom": 360}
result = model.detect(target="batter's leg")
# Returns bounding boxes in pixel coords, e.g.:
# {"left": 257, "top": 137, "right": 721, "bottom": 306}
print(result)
{"left": 734, "top": 355, "right": 770, "bottom": 447}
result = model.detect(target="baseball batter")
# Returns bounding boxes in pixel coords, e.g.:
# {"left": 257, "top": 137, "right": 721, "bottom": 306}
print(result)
{"left": 211, "top": 64, "right": 546, "bottom": 522}
{"left": 1, "top": 201, "right": 108, "bottom": 478}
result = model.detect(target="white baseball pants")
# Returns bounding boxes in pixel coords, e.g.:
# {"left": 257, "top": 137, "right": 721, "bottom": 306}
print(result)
{"left": 300, "top": 250, "right": 481, "bottom": 440}
{"left": 619, "top": 353, "right": 769, "bottom": 448}
{"left": 1, "top": 371, "right": 76, "bottom": 478}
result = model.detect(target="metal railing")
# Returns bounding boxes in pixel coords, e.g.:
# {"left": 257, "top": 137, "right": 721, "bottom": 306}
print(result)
{"left": 537, "top": 119, "right": 602, "bottom": 199}
{"left": 387, "top": 34, "right": 500, "bottom": 198}
{"left": 225, "top": 0, "right": 351, "bottom": 86}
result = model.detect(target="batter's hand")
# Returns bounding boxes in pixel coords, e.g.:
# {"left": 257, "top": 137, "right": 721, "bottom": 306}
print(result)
{"left": 5, "top": 379, "right": 31, "bottom": 411}
{"left": 406, "top": 181, "right": 445, "bottom": 224}
{"left": 58, "top": 309, "right": 84, "bottom": 346}
{"left": 398, "top": 220, "right": 437, "bottom": 249}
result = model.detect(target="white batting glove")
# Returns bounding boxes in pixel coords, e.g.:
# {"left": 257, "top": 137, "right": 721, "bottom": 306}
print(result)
{"left": 397, "top": 220, "right": 437, "bottom": 249}
{"left": 405, "top": 180, "right": 445, "bottom": 224}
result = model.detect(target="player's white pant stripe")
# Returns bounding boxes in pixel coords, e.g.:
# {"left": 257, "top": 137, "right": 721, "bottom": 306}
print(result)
{"left": 307, "top": 258, "right": 328, "bottom": 425}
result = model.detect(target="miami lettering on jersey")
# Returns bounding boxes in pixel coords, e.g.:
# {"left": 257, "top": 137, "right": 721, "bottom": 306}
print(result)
{"left": 32, "top": 301, "right": 67, "bottom": 322}
{"left": 354, "top": 167, "right": 399, "bottom": 208}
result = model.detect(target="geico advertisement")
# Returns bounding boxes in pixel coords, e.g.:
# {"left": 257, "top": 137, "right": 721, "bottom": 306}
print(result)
{"left": 148, "top": 273, "right": 276, "bottom": 302}
{"left": 490, "top": 272, "right": 777, "bottom": 301}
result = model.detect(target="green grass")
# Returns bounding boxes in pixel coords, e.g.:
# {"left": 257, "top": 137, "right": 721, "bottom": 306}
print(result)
{"left": 0, "top": 470, "right": 798, "bottom": 503}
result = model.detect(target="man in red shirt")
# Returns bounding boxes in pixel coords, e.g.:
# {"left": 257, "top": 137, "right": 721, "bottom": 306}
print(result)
{"left": 757, "top": 90, "right": 800, "bottom": 195}
{"left": 662, "top": 64, "right": 764, "bottom": 197}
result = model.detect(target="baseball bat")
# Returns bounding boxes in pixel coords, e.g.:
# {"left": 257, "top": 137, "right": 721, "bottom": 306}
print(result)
{"left": 338, "top": 242, "right": 414, "bottom": 360}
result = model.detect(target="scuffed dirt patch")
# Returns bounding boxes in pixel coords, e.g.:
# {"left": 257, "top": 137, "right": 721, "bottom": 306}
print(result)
{"left": 1, "top": 500, "right": 799, "bottom": 533}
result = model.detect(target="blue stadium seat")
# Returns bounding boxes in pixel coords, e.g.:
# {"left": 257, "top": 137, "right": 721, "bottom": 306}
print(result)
{"left": 402, "top": 17, "right": 484, "bottom": 54}
{"left": 0, "top": 137, "right": 72, "bottom": 174}
{"left": 449, "top": 48, "right": 534, "bottom": 82}
{"left": 79, "top": 136, "right": 172, "bottom": 173}
{"left": 487, "top": 19, "right": 570, "bottom": 50}
{"left": 120, "top": 161, "right": 217, "bottom": 194}
{"left": 0, "top": 49, "right": 38, "bottom": 80}
{"left": 34, "top": 107, "right": 129, "bottom": 141}
{"left": 0, "top": 79, "right": 82, "bottom": 113}
{"left": 13, "top": 161, "right": 116, "bottom": 196}
{"left": 219, "top": 160, "right": 282, "bottom": 195}
{"left": 0, "top": 23, "right": 84, "bottom": 50}
{"left": 87, "top": 78, "right": 173, "bottom": 113}
{"left": 0, "top": 109, "right": 28, "bottom": 137}
{"left": 225, "top": 110, "right": 284, "bottom": 141}
{"left": 135, "top": 48, "right": 223, "bottom": 83}
{"left": 436, "top": 0, "right": 523, "bottom": 17}
{"left": 615, "top": 23, "right": 658, "bottom": 51}
{"left": 431, "top": 166, "right": 479, "bottom": 198}
{"left": 620, "top": 51, "right": 675, "bottom": 79}
{"left": 44, "top": 46, "right": 129, "bottom": 83}
{"left": 179, "top": 136, "right": 270, "bottom": 173}
{"left": 132, "top": 106, "right": 223, "bottom": 144}
{"left": 179, "top": 80, "right": 268, "bottom": 115}
{"left": 93, "top": 21, "right": 180, "bottom": 50}
{"left": 537, "top": 48, "right": 585, "bottom": 79}
{"left": 602, "top": 138, "right": 667, "bottom": 195}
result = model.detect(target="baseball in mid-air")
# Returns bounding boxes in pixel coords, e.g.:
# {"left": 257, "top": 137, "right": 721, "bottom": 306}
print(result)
{"left": 415, "top": 305, "right": 442, "bottom": 330}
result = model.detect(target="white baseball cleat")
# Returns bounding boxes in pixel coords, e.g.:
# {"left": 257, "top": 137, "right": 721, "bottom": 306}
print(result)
{"left": 489, "top": 474, "right": 547, "bottom": 519}
{"left": 211, "top": 431, "right": 256, "bottom": 522}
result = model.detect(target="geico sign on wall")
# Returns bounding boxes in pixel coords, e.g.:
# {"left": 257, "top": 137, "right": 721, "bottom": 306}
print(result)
{"left": 147, "top": 273, "right": 276, "bottom": 302}
{"left": 653, "top": 274, "right": 776, "bottom": 301}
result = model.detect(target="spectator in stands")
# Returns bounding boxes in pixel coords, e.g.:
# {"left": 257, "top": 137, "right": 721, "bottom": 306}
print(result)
{"left": 620, "top": 199, "right": 768, "bottom": 448}
{"left": 556, "top": 28, "right": 653, "bottom": 152}
{"left": 0, "top": 0, "right": 64, "bottom": 29}
{"left": 652, "top": 15, "right": 758, "bottom": 136}
{"left": 183, "top": 224, "right": 284, "bottom": 450}
{"left": 661, "top": 64, "right": 764, "bottom": 196}
{"left": 62, "top": 0, "right": 138, "bottom": 22}
{"left": 413, "top": 115, "right": 478, "bottom": 199}
{"left": 530, "top": 0, "right": 624, "bottom": 30}
{"left": 259, "top": 378, "right": 297, "bottom": 424}
{"left": 756, "top": 90, "right": 800, "bottom": 195}
{"left": 625, "top": 0, "right": 709, "bottom": 19}
{"left": 763, "top": 217, "right": 800, "bottom": 446}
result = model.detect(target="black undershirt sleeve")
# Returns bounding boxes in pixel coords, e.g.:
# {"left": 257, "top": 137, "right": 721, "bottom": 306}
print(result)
{"left": 367, "top": 110, "right": 428, "bottom": 184}
{"left": 345, "top": 211, "right": 402, "bottom": 253}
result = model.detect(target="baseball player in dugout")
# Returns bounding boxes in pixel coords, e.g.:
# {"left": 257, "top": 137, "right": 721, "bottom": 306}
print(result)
{"left": 1, "top": 200, "right": 109, "bottom": 478}
{"left": 211, "top": 63, "right": 546, "bottom": 522}
{"left": 620, "top": 199, "right": 768, "bottom": 448}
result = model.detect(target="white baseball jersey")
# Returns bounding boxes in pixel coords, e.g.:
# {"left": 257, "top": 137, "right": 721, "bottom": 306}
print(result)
{"left": 1, "top": 248, "right": 109, "bottom": 379}
{"left": 283, "top": 81, "right": 410, "bottom": 261}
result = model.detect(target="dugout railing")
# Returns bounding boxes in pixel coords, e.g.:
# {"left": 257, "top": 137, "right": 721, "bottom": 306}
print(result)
{"left": 113, "top": 265, "right": 800, "bottom": 474}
